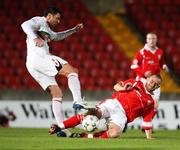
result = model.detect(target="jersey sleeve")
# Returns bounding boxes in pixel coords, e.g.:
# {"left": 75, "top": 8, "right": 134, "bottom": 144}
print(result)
{"left": 21, "top": 17, "right": 43, "bottom": 39}
{"left": 50, "top": 27, "right": 77, "bottom": 41}
{"left": 159, "top": 49, "right": 167, "bottom": 68}
{"left": 142, "top": 108, "right": 155, "bottom": 130}
{"left": 130, "top": 50, "right": 143, "bottom": 76}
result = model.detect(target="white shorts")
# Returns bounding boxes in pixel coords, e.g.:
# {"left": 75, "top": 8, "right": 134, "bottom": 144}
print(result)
{"left": 97, "top": 99, "right": 127, "bottom": 130}
{"left": 26, "top": 54, "right": 68, "bottom": 90}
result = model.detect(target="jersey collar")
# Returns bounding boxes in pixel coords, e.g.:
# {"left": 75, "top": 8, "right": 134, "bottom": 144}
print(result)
{"left": 144, "top": 44, "right": 158, "bottom": 52}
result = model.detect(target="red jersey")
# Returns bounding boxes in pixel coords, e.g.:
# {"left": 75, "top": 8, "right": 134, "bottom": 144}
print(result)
{"left": 131, "top": 45, "right": 166, "bottom": 78}
{"left": 112, "top": 79, "right": 155, "bottom": 129}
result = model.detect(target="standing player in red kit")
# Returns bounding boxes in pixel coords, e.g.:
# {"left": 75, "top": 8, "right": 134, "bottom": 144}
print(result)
{"left": 130, "top": 32, "right": 169, "bottom": 110}
{"left": 49, "top": 74, "right": 162, "bottom": 139}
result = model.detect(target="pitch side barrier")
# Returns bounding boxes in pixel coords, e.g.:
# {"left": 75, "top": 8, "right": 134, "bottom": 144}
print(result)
{"left": 0, "top": 100, "right": 179, "bottom": 129}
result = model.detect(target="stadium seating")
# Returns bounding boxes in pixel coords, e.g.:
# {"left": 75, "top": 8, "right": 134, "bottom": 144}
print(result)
{"left": 96, "top": 12, "right": 180, "bottom": 92}
{"left": 125, "top": 0, "right": 180, "bottom": 79}
{"left": 0, "top": 0, "right": 131, "bottom": 90}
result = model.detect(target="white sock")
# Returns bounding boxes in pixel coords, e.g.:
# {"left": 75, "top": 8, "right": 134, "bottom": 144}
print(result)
{"left": 68, "top": 73, "right": 82, "bottom": 102}
{"left": 52, "top": 97, "right": 64, "bottom": 126}
{"left": 59, "top": 122, "right": 65, "bottom": 129}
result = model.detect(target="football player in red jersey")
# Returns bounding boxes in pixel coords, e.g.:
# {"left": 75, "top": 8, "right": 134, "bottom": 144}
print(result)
{"left": 130, "top": 32, "right": 169, "bottom": 111}
{"left": 49, "top": 74, "right": 162, "bottom": 139}
{"left": 131, "top": 32, "right": 169, "bottom": 79}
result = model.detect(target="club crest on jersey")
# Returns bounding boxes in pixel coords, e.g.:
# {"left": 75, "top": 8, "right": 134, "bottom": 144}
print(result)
{"left": 37, "top": 31, "right": 51, "bottom": 42}
{"left": 148, "top": 60, "right": 154, "bottom": 64}
{"left": 147, "top": 100, "right": 151, "bottom": 106}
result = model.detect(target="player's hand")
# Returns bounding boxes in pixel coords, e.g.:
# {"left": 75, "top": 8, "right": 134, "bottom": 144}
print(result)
{"left": 124, "top": 82, "right": 133, "bottom": 90}
{"left": 163, "top": 65, "right": 169, "bottom": 73}
{"left": 34, "top": 38, "right": 44, "bottom": 47}
{"left": 144, "top": 71, "right": 152, "bottom": 77}
{"left": 114, "top": 82, "right": 132, "bottom": 91}
{"left": 113, "top": 82, "right": 124, "bottom": 91}
{"left": 74, "top": 23, "right": 83, "bottom": 32}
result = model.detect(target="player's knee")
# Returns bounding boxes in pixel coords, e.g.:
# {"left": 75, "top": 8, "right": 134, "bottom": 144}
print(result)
{"left": 109, "top": 129, "right": 121, "bottom": 138}
{"left": 73, "top": 68, "right": 78, "bottom": 73}
{"left": 60, "top": 64, "right": 79, "bottom": 77}
{"left": 68, "top": 67, "right": 78, "bottom": 75}
{"left": 67, "top": 70, "right": 79, "bottom": 78}
{"left": 67, "top": 64, "right": 78, "bottom": 73}
{"left": 108, "top": 123, "right": 122, "bottom": 138}
{"left": 110, "top": 131, "right": 120, "bottom": 138}
{"left": 48, "top": 85, "right": 63, "bottom": 98}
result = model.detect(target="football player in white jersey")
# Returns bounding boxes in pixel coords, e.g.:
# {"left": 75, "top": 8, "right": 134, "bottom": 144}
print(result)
{"left": 21, "top": 6, "right": 88, "bottom": 129}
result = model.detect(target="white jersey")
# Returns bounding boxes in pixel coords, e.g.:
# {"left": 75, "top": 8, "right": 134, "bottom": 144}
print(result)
{"left": 21, "top": 16, "right": 76, "bottom": 61}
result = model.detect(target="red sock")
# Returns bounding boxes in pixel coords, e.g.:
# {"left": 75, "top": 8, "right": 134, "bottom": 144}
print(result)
{"left": 83, "top": 131, "right": 110, "bottom": 138}
{"left": 63, "top": 114, "right": 83, "bottom": 128}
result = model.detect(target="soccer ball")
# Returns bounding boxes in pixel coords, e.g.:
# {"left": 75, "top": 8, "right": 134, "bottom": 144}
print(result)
{"left": 82, "top": 115, "right": 99, "bottom": 132}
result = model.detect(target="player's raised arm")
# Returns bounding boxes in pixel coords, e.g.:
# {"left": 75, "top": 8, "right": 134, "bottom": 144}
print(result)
{"left": 52, "top": 23, "right": 84, "bottom": 41}
{"left": 21, "top": 17, "right": 44, "bottom": 47}
{"left": 21, "top": 17, "right": 41, "bottom": 40}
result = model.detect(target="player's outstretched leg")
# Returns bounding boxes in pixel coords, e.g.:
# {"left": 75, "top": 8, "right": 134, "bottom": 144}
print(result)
{"left": 49, "top": 114, "right": 84, "bottom": 136}
{"left": 67, "top": 72, "right": 87, "bottom": 110}
{"left": 72, "top": 99, "right": 96, "bottom": 110}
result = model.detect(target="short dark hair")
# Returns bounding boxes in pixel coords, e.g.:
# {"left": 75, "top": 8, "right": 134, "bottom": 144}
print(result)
{"left": 44, "top": 6, "right": 62, "bottom": 17}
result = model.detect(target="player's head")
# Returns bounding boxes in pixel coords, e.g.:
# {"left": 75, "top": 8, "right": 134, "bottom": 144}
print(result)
{"left": 145, "top": 74, "right": 162, "bottom": 92}
{"left": 146, "top": 32, "right": 157, "bottom": 49}
{"left": 44, "top": 6, "right": 62, "bottom": 27}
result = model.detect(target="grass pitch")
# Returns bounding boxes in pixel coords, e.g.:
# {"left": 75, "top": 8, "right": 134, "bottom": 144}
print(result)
{"left": 0, "top": 128, "right": 180, "bottom": 150}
